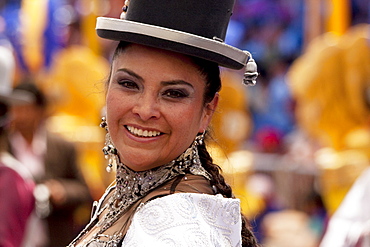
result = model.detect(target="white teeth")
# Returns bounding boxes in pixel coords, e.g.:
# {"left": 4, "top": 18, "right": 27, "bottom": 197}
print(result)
{"left": 127, "top": 126, "right": 161, "bottom": 137}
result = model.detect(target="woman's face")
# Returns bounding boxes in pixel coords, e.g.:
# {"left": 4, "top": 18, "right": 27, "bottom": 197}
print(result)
{"left": 106, "top": 44, "right": 218, "bottom": 171}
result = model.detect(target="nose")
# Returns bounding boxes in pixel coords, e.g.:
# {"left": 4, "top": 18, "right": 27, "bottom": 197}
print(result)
{"left": 132, "top": 93, "right": 160, "bottom": 121}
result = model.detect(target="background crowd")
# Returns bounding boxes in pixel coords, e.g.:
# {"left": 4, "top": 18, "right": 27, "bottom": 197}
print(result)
{"left": 0, "top": 0, "right": 369, "bottom": 246}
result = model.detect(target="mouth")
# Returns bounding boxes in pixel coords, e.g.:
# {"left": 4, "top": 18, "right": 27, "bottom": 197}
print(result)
{"left": 125, "top": 125, "right": 163, "bottom": 138}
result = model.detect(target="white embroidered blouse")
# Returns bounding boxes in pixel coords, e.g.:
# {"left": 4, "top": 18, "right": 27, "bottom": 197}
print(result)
{"left": 123, "top": 193, "right": 242, "bottom": 246}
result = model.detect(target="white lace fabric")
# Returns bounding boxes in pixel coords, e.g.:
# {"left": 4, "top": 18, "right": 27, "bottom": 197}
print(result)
{"left": 123, "top": 193, "right": 242, "bottom": 246}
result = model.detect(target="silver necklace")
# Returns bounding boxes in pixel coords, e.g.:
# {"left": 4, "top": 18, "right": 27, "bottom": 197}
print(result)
{"left": 68, "top": 135, "right": 210, "bottom": 246}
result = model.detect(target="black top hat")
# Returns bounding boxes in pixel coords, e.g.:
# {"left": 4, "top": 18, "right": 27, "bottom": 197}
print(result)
{"left": 96, "top": 0, "right": 258, "bottom": 85}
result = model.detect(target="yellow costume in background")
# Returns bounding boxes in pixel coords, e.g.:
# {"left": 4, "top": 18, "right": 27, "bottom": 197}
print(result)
{"left": 288, "top": 24, "right": 370, "bottom": 215}
{"left": 44, "top": 44, "right": 110, "bottom": 199}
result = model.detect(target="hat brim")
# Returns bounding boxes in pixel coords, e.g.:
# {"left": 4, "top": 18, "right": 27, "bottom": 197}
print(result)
{"left": 96, "top": 17, "right": 248, "bottom": 70}
{"left": 0, "top": 91, "right": 35, "bottom": 105}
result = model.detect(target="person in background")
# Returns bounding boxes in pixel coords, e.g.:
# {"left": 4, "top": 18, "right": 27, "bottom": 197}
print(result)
{"left": 0, "top": 43, "right": 35, "bottom": 247}
{"left": 68, "top": 0, "right": 259, "bottom": 246}
{"left": 319, "top": 167, "right": 370, "bottom": 247}
{"left": 7, "top": 80, "right": 92, "bottom": 247}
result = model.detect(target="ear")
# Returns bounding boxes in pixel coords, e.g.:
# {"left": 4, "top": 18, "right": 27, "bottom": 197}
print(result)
{"left": 199, "top": 93, "right": 219, "bottom": 132}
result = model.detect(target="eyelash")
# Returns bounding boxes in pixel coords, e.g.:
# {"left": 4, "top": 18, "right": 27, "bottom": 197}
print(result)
{"left": 118, "top": 80, "right": 139, "bottom": 90}
{"left": 162, "top": 89, "right": 188, "bottom": 99}
{"left": 117, "top": 80, "right": 189, "bottom": 99}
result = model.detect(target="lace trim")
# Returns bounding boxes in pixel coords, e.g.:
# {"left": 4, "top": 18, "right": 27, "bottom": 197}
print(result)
{"left": 97, "top": 143, "right": 211, "bottom": 232}
{"left": 68, "top": 139, "right": 211, "bottom": 247}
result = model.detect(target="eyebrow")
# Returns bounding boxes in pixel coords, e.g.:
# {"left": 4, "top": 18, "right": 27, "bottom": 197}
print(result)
{"left": 117, "top": 68, "right": 144, "bottom": 81}
{"left": 161, "top": 80, "right": 194, "bottom": 89}
{"left": 117, "top": 68, "right": 194, "bottom": 89}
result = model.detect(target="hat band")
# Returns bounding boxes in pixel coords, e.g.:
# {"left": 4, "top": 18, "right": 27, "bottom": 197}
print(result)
{"left": 96, "top": 17, "right": 248, "bottom": 67}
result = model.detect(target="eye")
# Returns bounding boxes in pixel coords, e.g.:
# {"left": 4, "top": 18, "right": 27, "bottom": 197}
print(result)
{"left": 118, "top": 80, "right": 139, "bottom": 90}
{"left": 162, "top": 89, "right": 189, "bottom": 99}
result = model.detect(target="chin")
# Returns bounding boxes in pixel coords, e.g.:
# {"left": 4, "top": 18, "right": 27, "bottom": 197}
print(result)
{"left": 119, "top": 154, "right": 159, "bottom": 171}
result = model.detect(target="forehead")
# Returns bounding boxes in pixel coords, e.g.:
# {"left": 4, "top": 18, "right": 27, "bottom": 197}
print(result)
{"left": 114, "top": 43, "right": 192, "bottom": 63}
{"left": 111, "top": 44, "right": 205, "bottom": 84}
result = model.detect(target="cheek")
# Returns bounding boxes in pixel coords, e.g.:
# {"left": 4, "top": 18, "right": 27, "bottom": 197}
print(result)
{"left": 105, "top": 91, "right": 128, "bottom": 127}
{"left": 167, "top": 105, "right": 205, "bottom": 136}
{"left": 105, "top": 93, "right": 116, "bottom": 120}
{"left": 12, "top": 107, "right": 31, "bottom": 122}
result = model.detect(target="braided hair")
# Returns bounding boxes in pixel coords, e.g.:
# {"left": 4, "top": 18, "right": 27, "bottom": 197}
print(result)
{"left": 191, "top": 57, "right": 259, "bottom": 247}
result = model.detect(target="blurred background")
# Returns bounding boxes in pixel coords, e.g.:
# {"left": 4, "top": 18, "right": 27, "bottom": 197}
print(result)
{"left": 0, "top": 0, "right": 369, "bottom": 246}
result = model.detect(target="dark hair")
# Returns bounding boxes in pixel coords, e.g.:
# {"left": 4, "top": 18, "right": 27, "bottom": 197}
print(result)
{"left": 188, "top": 56, "right": 221, "bottom": 105}
{"left": 13, "top": 78, "right": 47, "bottom": 108}
{"left": 111, "top": 41, "right": 258, "bottom": 246}
{"left": 0, "top": 102, "right": 8, "bottom": 135}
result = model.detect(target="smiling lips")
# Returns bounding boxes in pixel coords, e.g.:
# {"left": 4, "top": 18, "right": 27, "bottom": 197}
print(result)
{"left": 126, "top": 125, "right": 162, "bottom": 138}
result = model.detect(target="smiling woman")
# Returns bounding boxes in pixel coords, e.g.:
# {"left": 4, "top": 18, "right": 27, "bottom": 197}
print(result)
{"left": 68, "top": 0, "right": 259, "bottom": 246}
{"left": 106, "top": 44, "right": 217, "bottom": 171}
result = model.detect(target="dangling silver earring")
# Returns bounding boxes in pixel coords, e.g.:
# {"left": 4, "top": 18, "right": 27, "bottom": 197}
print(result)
{"left": 194, "top": 131, "right": 205, "bottom": 146}
{"left": 192, "top": 131, "right": 205, "bottom": 166}
{"left": 100, "top": 117, "right": 119, "bottom": 173}
{"left": 185, "top": 131, "right": 211, "bottom": 179}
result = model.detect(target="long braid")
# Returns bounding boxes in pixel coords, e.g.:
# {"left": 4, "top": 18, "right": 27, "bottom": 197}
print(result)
{"left": 198, "top": 143, "right": 232, "bottom": 197}
{"left": 198, "top": 143, "right": 259, "bottom": 247}
{"left": 241, "top": 215, "right": 259, "bottom": 247}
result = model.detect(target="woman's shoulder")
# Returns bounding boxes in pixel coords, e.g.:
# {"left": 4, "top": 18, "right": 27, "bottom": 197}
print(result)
{"left": 139, "top": 173, "right": 213, "bottom": 197}
{"left": 124, "top": 193, "right": 242, "bottom": 246}
{"left": 139, "top": 192, "right": 241, "bottom": 222}
{"left": 172, "top": 174, "right": 214, "bottom": 194}
{"left": 140, "top": 192, "right": 241, "bottom": 220}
